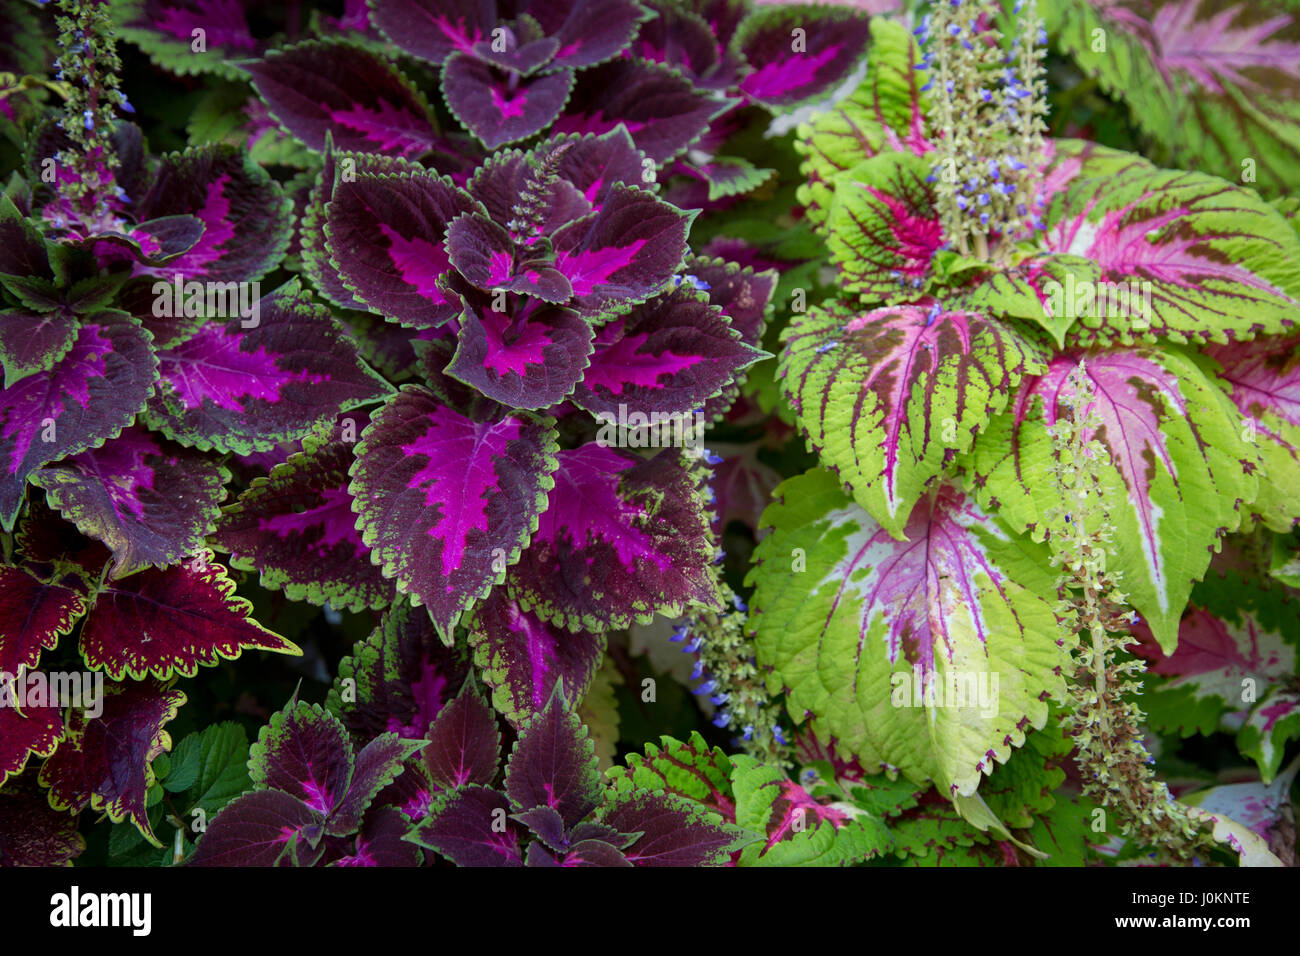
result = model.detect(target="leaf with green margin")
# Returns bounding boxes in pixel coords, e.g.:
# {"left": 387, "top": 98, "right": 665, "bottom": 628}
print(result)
{"left": 1236, "top": 685, "right": 1300, "bottom": 784}
{"left": 796, "top": 16, "right": 934, "bottom": 226}
{"left": 731, "top": 755, "right": 892, "bottom": 867}
{"left": 747, "top": 468, "right": 1067, "bottom": 797}
{"left": 1041, "top": 168, "right": 1300, "bottom": 345}
{"left": 328, "top": 732, "right": 426, "bottom": 836}
{"left": 504, "top": 687, "right": 601, "bottom": 826}
{"left": 0, "top": 778, "right": 85, "bottom": 867}
{"left": 214, "top": 436, "right": 396, "bottom": 613}
{"left": 39, "top": 677, "right": 185, "bottom": 847}
{"left": 110, "top": 0, "right": 266, "bottom": 81}
{"left": 78, "top": 550, "right": 301, "bottom": 681}
{"left": 0, "top": 311, "right": 78, "bottom": 389}
{"left": 969, "top": 348, "right": 1258, "bottom": 653}
{"left": 781, "top": 302, "right": 1045, "bottom": 538}
{"left": 0, "top": 565, "right": 86, "bottom": 677}
{"left": 606, "top": 731, "right": 736, "bottom": 822}
{"left": 32, "top": 426, "right": 231, "bottom": 578}
{"left": 1046, "top": 0, "right": 1300, "bottom": 197}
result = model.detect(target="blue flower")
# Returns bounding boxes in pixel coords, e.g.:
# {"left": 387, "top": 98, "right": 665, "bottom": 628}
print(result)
{"left": 773, "top": 726, "right": 788, "bottom": 745}
{"left": 713, "top": 711, "right": 731, "bottom": 728}
{"left": 83, "top": 110, "right": 94, "bottom": 131}
{"left": 742, "top": 725, "right": 755, "bottom": 741}
{"left": 696, "top": 679, "right": 717, "bottom": 696}
{"left": 710, "top": 692, "right": 729, "bottom": 706}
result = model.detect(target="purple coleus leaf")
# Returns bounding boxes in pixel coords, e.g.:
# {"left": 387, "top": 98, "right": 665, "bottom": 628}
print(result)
{"left": 734, "top": 3, "right": 872, "bottom": 109}
{"left": 245, "top": 40, "right": 439, "bottom": 157}
{"left": 116, "top": 0, "right": 264, "bottom": 81}
{"left": 144, "top": 280, "right": 392, "bottom": 455}
{"left": 0, "top": 699, "right": 64, "bottom": 787}
{"left": 571, "top": 284, "right": 767, "bottom": 418}
{"left": 214, "top": 436, "right": 396, "bottom": 613}
{"left": 328, "top": 600, "right": 471, "bottom": 741}
{"left": 330, "top": 733, "right": 427, "bottom": 835}
{"left": 446, "top": 294, "right": 594, "bottom": 409}
{"left": 0, "top": 565, "right": 86, "bottom": 677}
{"left": 446, "top": 212, "right": 573, "bottom": 301}
{"left": 412, "top": 784, "right": 524, "bottom": 866}
{"left": 443, "top": 54, "right": 575, "bottom": 150}
{"left": 504, "top": 687, "right": 601, "bottom": 825}
{"left": 552, "top": 59, "right": 728, "bottom": 163}
{"left": 349, "top": 386, "right": 559, "bottom": 639}
{"left": 684, "top": 255, "right": 778, "bottom": 418}
{"left": 466, "top": 589, "right": 607, "bottom": 728}
{"left": 132, "top": 144, "right": 293, "bottom": 282}
{"left": 599, "top": 789, "right": 738, "bottom": 866}
{"left": 331, "top": 807, "right": 422, "bottom": 866}
{"left": 708, "top": 441, "right": 784, "bottom": 533}
{"left": 39, "top": 677, "right": 185, "bottom": 846}
{"left": 526, "top": 836, "right": 631, "bottom": 866}
{"left": 421, "top": 679, "right": 502, "bottom": 790}
{"left": 369, "top": 0, "right": 500, "bottom": 65}
{"left": 507, "top": 443, "right": 721, "bottom": 631}
{"left": 551, "top": 185, "right": 694, "bottom": 317}
{"left": 0, "top": 310, "right": 78, "bottom": 389}
{"left": 187, "top": 790, "right": 325, "bottom": 867}
{"left": 634, "top": 0, "right": 731, "bottom": 88}
{"left": 31, "top": 426, "right": 230, "bottom": 578}
{"left": 78, "top": 550, "right": 300, "bottom": 681}
{"left": 325, "top": 169, "right": 481, "bottom": 328}
{"left": 249, "top": 702, "right": 355, "bottom": 817}
{"left": 531, "top": 0, "right": 651, "bottom": 70}
{"left": 0, "top": 311, "right": 158, "bottom": 530}
{"left": 0, "top": 778, "right": 85, "bottom": 867}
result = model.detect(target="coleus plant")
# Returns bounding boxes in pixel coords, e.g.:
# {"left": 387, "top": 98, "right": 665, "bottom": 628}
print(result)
{"left": 1, "top": 0, "right": 1296, "bottom": 870}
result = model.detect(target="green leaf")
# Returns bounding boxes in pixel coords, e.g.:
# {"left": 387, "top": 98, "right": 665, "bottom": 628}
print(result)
{"left": 747, "top": 469, "right": 1068, "bottom": 797}
{"left": 171, "top": 722, "right": 251, "bottom": 816}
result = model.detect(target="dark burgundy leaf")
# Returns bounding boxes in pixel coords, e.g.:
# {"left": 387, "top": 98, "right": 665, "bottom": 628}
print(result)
{"left": 503, "top": 688, "right": 601, "bottom": 825}
{"left": 188, "top": 790, "right": 325, "bottom": 867}
{"left": 600, "top": 789, "right": 736, "bottom": 866}
{"left": 249, "top": 701, "right": 354, "bottom": 817}
{"left": 421, "top": 679, "right": 502, "bottom": 790}
{"left": 414, "top": 784, "right": 524, "bottom": 866}
{"left": 0, "top": 564, "right": 86, "bottom": 677}
{"left": 442, "top": 54, "right": 574, "bottom": 150}
{"left": 0, "top": 778, "right": 85, "bottom": 866}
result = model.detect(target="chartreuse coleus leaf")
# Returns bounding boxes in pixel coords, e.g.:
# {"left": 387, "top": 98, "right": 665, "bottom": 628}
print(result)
{"left": 1205, "top": 334, "right": 1300, "bottom": 532}
{"left": 781, "top": 302, "right": 1045, "bottom": 539}
{"left": 0, "top": 310, "right": 158, "bottom": 530}
{"left": 606, "top": 732, "right": 736, "bottom": 822}
{"left": 39, "top": 678, "right": 185, "bottom": 846}
{"left": 969, "top": 348, "right": 1258, "bottom": 653}
{"left": 730, "top": 755, "right": 892, "bottom": 867}
{"left": 349, "top": 386, "right": 559, "bottom": 640}
{"left": 1046, "top": 0, "right": 1300, "bottom": 197}
{"left": 214, "top": 435, "right": 396, "bottom": 613}
{"left": 1134, "top": 570, "right": 1300, "bottom": 782}
{"left": 32, "top": 425, "right": 230, "bottom": 578}
{"left": 747, "top": 469, "right": 1067, "bottom": 798}
{"left": 466, "top": 589, "right": 606, "bottom": 728}
{"left": 0, "top": 564, "right": 86, "bottom": 676}
{"left": 1043, "top": 167, "right": 1300, "bottom": 345}
{"left": 78, "top": 549, "right": 300, "bottom": 681}
{"left": 796, "top": 15, "right": 933, "bottom": 226}
{"left": 145, "top": 279, "right": 393, "bottom": 455}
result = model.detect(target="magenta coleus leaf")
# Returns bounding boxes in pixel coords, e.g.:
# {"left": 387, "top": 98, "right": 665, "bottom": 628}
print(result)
{"left": 443, "top": 54, "right": 575, "bottom": 150}
{"left": 0, "top": 700, "right": 63, "bottom": 786}
{"left": 0, "top": 565, "right": 86, "bottom": 677}
{"left": 332, "top": 807, "right": 422, "bottom": 867}
{"left": 78, "top": 549, "right": 300, "bottom": 681}
{"left": 634, "top": 0, "right": 732, "bottom": 88}
{"left": 552, "top": 59, "right": 728, "bottom": 163}
{"left": 187, "top": 790, "right": 325, "bottom": 867}
{"left": 132, "top": 144, "right": 293, "bottom": 282}
{"left": 421, "top": 679, "right": 502, "bottom": 790}
{"left": 39, "top": 677, "right": 185, "bottom": 846}
{"left": 0, "top": 311, "right": 158, "bottom": 530}
{"left": 0, "top": 778, "right": 85, "bottom": 866}
{"left": 369, "top": 0, "right": 500, "bottom": 65}
{"left": 31, "top": 426, "right": 230, "bottom": 578}
{"left": 245, "top": 39, "right": 439, "bottom": 157}
{"left": 324, "top": 169, "right": 481, "bottom": 328}
{"left": 413, "top": 784, "right": 524, "bottom": 866}
{"left": 552, "top": 184, "right": 694, "bottom": 317}
{"left": 504, "top": 688, "right": 601, "bottom": 825}
{"left": 467, "top": 589, "right": 607, "bottom": 728}
{"left": 145, "top": 280, "right": 392, "bottom": 455}
{"left": 0, "top": 310, "right": 78, "bottom": 389}
{"left": 328, "top": 601, "right": 471, "bottom": 741}
{"left": 571, "top": 284, "right": 767, "bottom": 418}
{"left": 350, "top": 386, "right": 559, "bottom": 639}
{"left": 214, "top": 437, "right": 396, "bottom": 613}
{"left": 780, "top": 302, "right": 1045, "bottom": 538}
{"left": 249, "top": 701, "right": 354, "bottom": 817}
{"left": 734, "top": 3, "right": 871, "bottom": 109}
{"left": 301, "top": 144, "right": 424, "bottom": 312}
{"left": 598, "top": 789, "right": 737, "bottom": 866}
{"left": 446, "top": 295, "right": 594, "bottom": 409}
{"left": 507, "top": 443, "right": 720, "bottom": 631}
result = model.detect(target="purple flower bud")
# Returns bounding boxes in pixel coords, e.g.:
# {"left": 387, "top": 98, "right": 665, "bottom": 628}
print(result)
{"left": 83, "top": 110, "right": 94, "bottom": 131}
{"left": 696, "top": 679, "right": 718, "bottom": 696}
{"left": 947, "top": 23, "right": 962, "bottom": 36}
{"left": 690, "top": 660, "right": 705, "bottom": 680}
{"left": 713, "top": 711, "right": 731, "bottom": 728}
{"left": 773, "top": 726, "right": 788, "bottom": 745}
{"left": 685, "top": 637, "right": 703, "bottom": 653}
{"left": 742, "top": 725, "right": 754, "bottom": 741}
{"left": 710, "top": 692, "right": 729, "bottom": 706}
